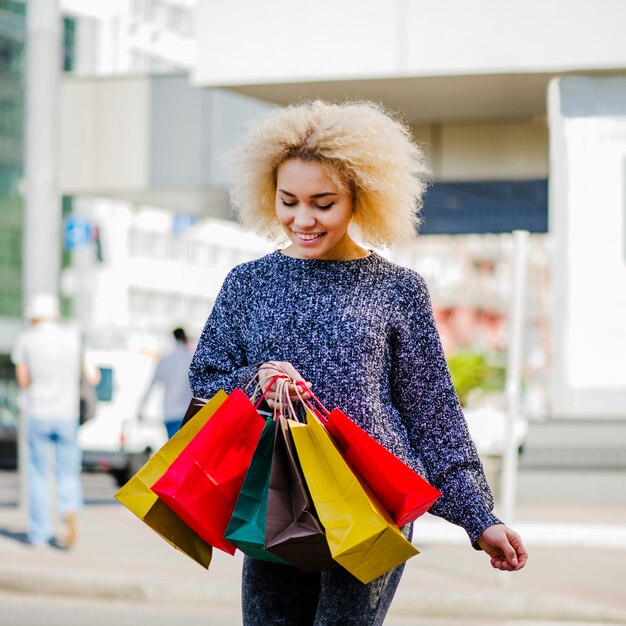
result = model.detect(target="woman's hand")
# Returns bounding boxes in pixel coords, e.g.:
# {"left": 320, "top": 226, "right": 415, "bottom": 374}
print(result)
{"left": 257, "top": 361, "right": 312, "bottom": 409}
{"left": 476, "top": 524, "right": 528, "bottom": 572}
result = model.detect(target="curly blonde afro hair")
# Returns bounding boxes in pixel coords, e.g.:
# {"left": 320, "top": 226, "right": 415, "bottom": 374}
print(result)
{"left": 226, "top": 100, "right": 430, "bottom": 247}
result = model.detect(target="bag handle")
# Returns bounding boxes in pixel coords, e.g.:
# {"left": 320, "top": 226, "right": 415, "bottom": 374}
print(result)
{"left": 248, "top": 363, "right": 312, "bottom": 422}
{"left": 294, "top": 380, "right": 331, "bottom": 420}
{"left": 252, "top": 374, "right": 284, "bottom": 409}
{"left": 275, "top": 377, "right": 308, "bottom": 423}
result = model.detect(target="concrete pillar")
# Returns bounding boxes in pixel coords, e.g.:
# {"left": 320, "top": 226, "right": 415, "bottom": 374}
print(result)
{"left": 548, "top": 76, "right": 626, "bottom": 419}
{"left": 19, "top": 0, "right": 61, "bottom": 510}
{"left": 23, "top": 0, "right": 61, "bottom": 300}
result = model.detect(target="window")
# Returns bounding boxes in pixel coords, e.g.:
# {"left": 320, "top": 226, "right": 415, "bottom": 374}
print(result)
{"left": 0, "top": 166, "right": 21, "bottom": 198}
{"left": 62, "top": 16, "right": 76, "bottom": 72}
{"left": 0, "top": 100, "right": 22, "bottom": 139}
{"left": 95, "top": 367, "right": 113, "bottom": 402}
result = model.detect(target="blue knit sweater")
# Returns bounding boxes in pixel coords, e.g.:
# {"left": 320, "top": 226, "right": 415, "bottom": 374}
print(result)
{"left": 189, "top": 250, "right": 501, "bottom": 544}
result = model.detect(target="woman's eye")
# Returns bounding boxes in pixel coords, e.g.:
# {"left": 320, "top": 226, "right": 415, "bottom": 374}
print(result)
{"left": 280, "top": 199, "right": 297, "bottom": 207}
{"left": 315, "top": 202, "right": 334, "bottom": 210}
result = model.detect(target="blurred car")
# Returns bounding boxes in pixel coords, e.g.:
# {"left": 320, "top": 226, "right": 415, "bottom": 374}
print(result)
{"left": 0, "top": 397, "right": 19, "bottom": 470}
{"left": 80, "top": 350, "right": 168, "bottom": 487}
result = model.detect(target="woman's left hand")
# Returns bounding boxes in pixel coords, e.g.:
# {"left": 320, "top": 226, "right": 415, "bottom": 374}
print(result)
{"left": 476, "top": 524, "right": 528, "bottom": 572}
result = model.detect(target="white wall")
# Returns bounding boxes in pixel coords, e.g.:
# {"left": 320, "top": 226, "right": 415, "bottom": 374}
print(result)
{"left": 439, "top": 121, "right": 548, "bottom": 180}
{"left": 411, "top": 121, "right": 548, "bottom": 180}
{"left": 549, "top": 76, "right": 626, "bottom": 418}
{"left": 60, "top": 77, "right": 150, "bottom": 193}
{"left": 195, "top": 0, "right": 626, "bottom": 85}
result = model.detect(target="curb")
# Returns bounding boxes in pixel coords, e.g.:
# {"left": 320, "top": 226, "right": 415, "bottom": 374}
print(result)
{"left": 0, "top": 567, "right": 238, "bottom": 606}
{"left": 392, "top": 589, "right": 626, "bottom": 624}
{"left": 2, "top": 567, "right": 626, "bottom": 624}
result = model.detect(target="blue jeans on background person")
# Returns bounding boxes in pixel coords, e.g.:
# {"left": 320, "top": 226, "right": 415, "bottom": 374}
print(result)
{"left": 26, "top": 417, "right": 83, "bottom": 545}
{"left": 164, "top": 417, "right": 183, "bottom": 439}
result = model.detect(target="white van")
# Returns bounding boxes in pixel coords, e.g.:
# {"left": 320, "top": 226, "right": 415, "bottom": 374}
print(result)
{"left": 80, "top": 349, "right": 167, "bottom": 487}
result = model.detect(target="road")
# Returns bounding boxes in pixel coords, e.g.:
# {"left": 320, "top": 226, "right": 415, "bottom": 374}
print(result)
{"left": 0, "top": 590, "right": 614, "bottom": 626}
{"left": 0, "top": 591, "right": 612, "bottom": 626}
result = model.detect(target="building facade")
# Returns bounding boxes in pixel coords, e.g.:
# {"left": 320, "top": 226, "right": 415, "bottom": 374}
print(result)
{"left": 55, "top": 1, "right": 273, "bottom": 357}
{"left": 9, "top": 0, "right": 626, "bottom": 419}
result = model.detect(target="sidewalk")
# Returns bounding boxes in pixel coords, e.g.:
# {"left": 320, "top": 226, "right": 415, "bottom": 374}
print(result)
{"left": 1, "top": 485, "right": 626, "bottom": 624}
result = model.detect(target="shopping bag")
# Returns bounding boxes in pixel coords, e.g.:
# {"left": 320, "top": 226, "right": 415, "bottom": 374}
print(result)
{"left": 289, "top": 410, "right": 419, "bottom": 584}
{"left": 180, "top": 396, "right": 209, "bottom": 428}
{"left": 302, "top": 387, "right": 440, "bottom": 527}
{"left": 223, "top": 417, "right": 288, "bottom": 564}
{"left": 151, "top": 387, "right": 267, "bottom": 555}
{"left": 114, "top": 390, "right": 228, "bottom": 568}
{"left": 264, "top": 414, "right": 335, "bottom": 572}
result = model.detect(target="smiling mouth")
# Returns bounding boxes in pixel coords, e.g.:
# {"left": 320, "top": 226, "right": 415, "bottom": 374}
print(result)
{"left": 293, "top": 232, "right": 325, "bottom": 241}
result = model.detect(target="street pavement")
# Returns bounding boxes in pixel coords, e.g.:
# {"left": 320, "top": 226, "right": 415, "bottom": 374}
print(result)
{"left": 1, "top": 472, "right": 626, "bottom": 625}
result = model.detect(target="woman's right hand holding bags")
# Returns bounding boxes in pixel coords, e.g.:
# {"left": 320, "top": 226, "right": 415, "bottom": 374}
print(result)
{"left": 257, "top": 361, "right": 312, "bottom": 409}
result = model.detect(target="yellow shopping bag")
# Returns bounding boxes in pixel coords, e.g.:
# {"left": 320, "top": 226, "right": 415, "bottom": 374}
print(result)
{"left": 114, "top": 390, "right": 228, "bottom": 568}
{"left": 288, "top": 411, "right": 419, "bottom": 584}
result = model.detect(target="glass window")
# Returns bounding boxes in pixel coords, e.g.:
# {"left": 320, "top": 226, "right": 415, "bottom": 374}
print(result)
{"left": 0, "top": 100, "right": 22, "bottom": 138}
{"left": 0, "top": 229, "right": 20, "bottom": 264}
{"left": 62, "top": 16, "right": 76, "bottom": 73}
{"left": 0, "top": 165, "right": 21, "bottom": 198}
{"left": 0, "top": 36, "right": 25, "bottom": 81}
{"left": 0, "top": 1, "right": 26, "bottom": 17}
{"left": 0, "top": 292, "right": 21, "bottom": 317}
{"left": 95, "top": 367, "right": 113, "bottom": 402}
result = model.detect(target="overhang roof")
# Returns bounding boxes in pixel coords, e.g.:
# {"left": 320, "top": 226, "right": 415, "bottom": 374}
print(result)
{"left": 219, "top": 70, "right": 621, "bottom": 125}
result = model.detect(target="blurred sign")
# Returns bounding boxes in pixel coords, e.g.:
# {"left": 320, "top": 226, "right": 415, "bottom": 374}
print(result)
{"left": 172, "top": 214, "right": 197, "bottom": 235}
{"left": 421, "top": 180, "right": 548, "bottom": 235}
{"left": 64, "top": 216, "right": 92, "bottom": 251}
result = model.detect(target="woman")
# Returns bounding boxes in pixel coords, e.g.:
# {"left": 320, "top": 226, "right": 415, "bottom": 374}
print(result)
{"left": 189, "top": 100, "right": 528, "bottom": 625}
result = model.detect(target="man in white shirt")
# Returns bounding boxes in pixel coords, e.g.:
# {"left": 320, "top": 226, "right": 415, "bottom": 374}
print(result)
{"left": 11, "top": 292, "right": 98, "bottom": 548}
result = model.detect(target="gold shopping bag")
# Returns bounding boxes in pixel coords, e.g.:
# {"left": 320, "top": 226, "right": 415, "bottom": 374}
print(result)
{"left": 288, "top": 410, "right": 418, "bottom": 584}
{"left": 114, "top": 390, "right": 228, "bottom": 568}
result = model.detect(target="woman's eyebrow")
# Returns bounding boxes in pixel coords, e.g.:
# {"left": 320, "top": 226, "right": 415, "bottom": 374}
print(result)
{"left": 277, "top": 189, "right": 338, "bottom": 198}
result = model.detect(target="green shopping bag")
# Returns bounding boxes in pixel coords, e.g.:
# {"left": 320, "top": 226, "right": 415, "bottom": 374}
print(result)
{"left": 224, "top": 417, "right": 288, "bottom": 564}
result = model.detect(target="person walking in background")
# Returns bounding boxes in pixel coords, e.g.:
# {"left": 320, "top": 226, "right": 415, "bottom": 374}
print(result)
{"left": 139, "top": 327, "right": 193, "bottom": 438}
{"left": 11, "top": 292, "right": 99, "bottom": 549}
{"left": 189, "top": 100, "right": 528, "bottom": 625}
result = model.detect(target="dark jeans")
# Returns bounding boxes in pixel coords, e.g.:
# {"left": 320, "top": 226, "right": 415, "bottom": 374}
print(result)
{"left": 242, "top": 525, "right": 412, "bottom": 625}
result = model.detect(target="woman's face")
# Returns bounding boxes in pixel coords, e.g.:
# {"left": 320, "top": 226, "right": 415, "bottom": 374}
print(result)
{"left": 275, "top": 159, "right": 356, "bottom": 260}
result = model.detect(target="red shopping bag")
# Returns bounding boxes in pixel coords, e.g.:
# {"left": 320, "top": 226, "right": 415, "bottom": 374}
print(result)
{"left": 301, "top": 385, "right": 441, "bottom": 527}
{"left": 151, "top": 388, "right": 268, "bottom": 555}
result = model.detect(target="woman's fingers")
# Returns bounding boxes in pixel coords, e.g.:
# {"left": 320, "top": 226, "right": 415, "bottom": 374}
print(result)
{"left": 257, "top": 362, "right": 313, "bottom": 411}
{"left": 263, "top": 382, "right": 312, "bottom": 402}
{"left": 477, "top": 524, "right": 528, "bottom": 572}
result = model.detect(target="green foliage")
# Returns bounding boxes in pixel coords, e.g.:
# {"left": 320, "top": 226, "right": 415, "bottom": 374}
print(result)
{"left": 447, "top": 350, "right": 505, "bottom": 406}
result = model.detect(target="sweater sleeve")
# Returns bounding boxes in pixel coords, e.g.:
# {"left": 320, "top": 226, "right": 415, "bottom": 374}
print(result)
{"left": 390, "top": 273, "right": 501, "bottom": 546}
{"left": 188, "top": 268, "right": 258, "bottom": 399}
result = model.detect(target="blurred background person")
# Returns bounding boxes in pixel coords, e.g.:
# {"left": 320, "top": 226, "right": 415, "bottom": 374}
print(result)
{"left": 139, "top": 327, "right": 193, "bottom": 438}
{"left": 11, "top": 292, "right": 99, "bottom": 549}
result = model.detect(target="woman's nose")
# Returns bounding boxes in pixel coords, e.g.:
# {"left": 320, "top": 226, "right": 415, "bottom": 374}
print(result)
{"left": 293, "top": 207, "right": 316, "bottom": 229}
